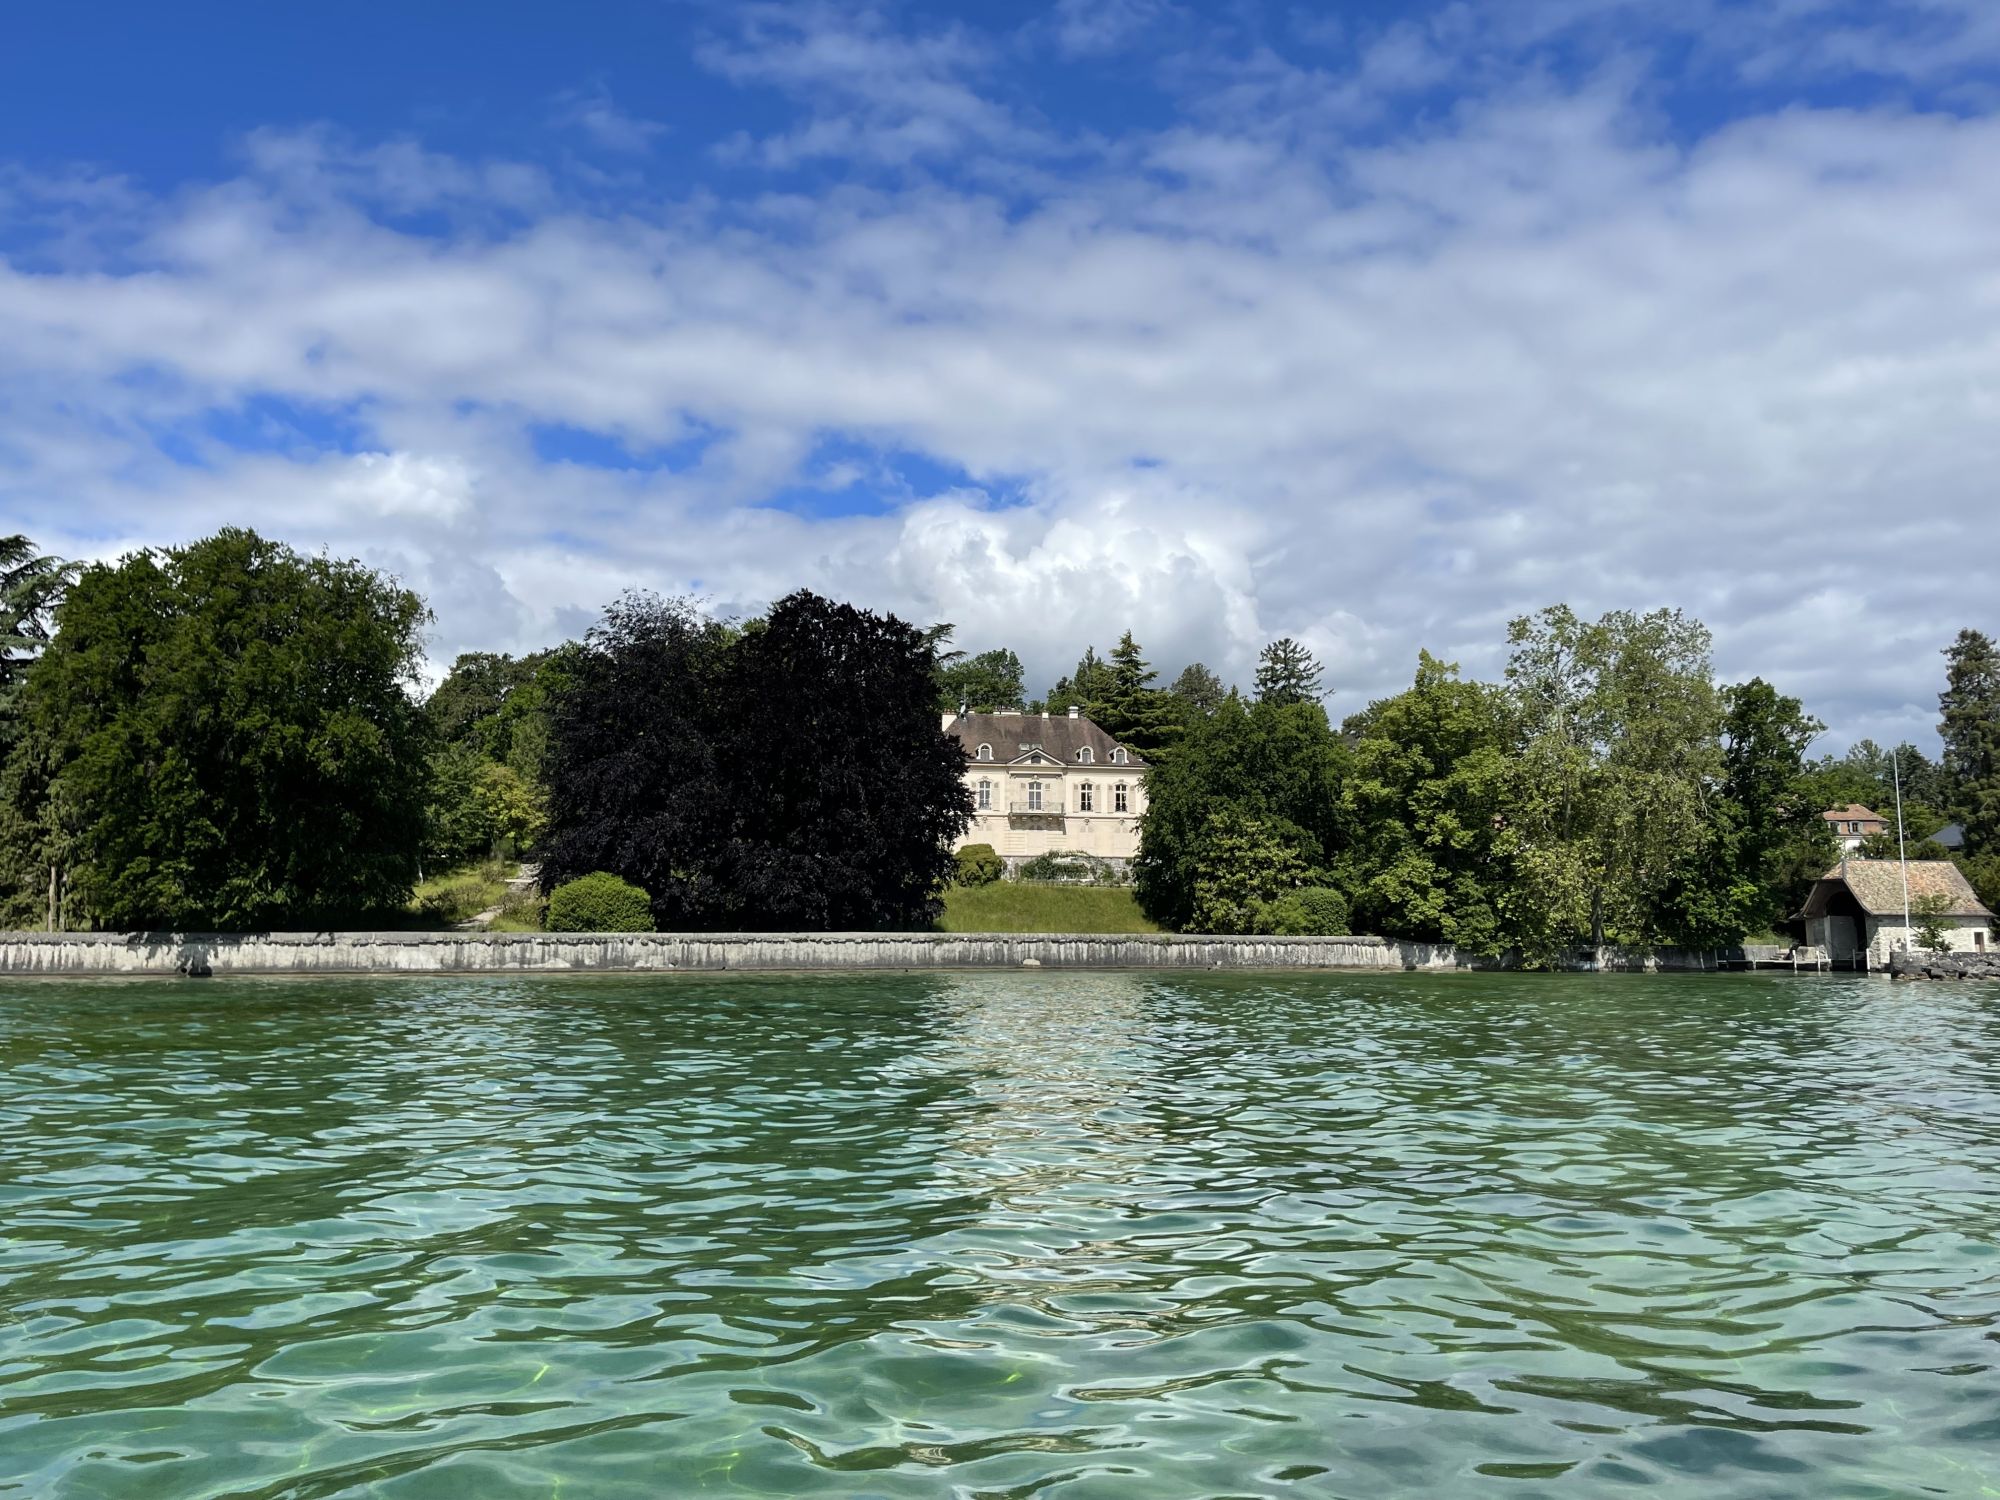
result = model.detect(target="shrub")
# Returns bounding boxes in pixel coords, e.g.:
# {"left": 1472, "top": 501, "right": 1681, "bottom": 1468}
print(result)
{"left": 546, "top": 872, "right": 655, "bottom": 932}
{"left": 1254, "top": 886, "right": 1350, "bottom": 937}
{"left": 414, "top": 874, "right": 500, "bottom": 924}
{"left": 955, "top": 843, "right": 1004, "bottom": 886}
{"left": 1017, "top": 849, "right": 1127, "bottom": 885}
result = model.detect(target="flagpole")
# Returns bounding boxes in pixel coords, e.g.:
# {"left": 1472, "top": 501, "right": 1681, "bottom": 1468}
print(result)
{"left": 1893, "top": 745, "right": 1912, "bottom": 950}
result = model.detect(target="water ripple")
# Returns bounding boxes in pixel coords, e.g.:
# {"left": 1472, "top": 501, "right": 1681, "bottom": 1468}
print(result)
{"left": 2, "top": 971, "right": 1998, "bottom": 1497}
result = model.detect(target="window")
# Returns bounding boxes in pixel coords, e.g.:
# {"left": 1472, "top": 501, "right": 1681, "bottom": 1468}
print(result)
{"left": 1114, "top": 782, "right": 1128, "bottom": 813}
{"left": 1077, "top": 747, "right": 1093, "bottom": 764}
{"left": 1027, "top": 780, "right": 1044, "bottom": 812}
{"left": 1848, "top": 820, "right": 1861, "bottom": 834}
{"left": 977, "top": 778, "right": 992, "bottom": 810}
{"left": 1977, "top": 930, "right": 1987, "bottom": 951}
{"left": 1111, "top": 747, "right": 1128, "bottom": 764}
{"left": 1078, "top": 782, "right": 1094, "bottom": 812}
{"left": 976, "top": 744, "right": 993, "bottom": 762}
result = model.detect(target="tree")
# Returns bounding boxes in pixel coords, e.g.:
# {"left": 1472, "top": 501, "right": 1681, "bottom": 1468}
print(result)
{"left": 1254, "top": 637, "right": 1324, "bottom": 706}
{"left": 1135, "top": 691, "right": 1348, "bottom": 931}
{"left": 1096, "top": 631, "right": 1183, "bottom": 756}
{"left": 1045, "top": 646, "right": 1117, "bottom": 719}
{"left": 1911, "top": 892, "right": 1955, "bottom": 955}
{"left": 540, "top": 593, "right": 736, "bottom": 926}
{"left": 938, "top": 647, "right": 1027, "bottom": 713}
{"left": 718, "top": 591, "right": 972, "bottom": 929}
{"left": 1170, "top": 662, "right": 1228, "bottom": 717}
{"left": 541, "top": 589, "right": 973, "bottom": 931}
{"left": 1704, "top": 678, "right": 1832, "bottom": 939}
{"left": 0, "top": 536, "right": 75, "bottom": 747}
{"left": 4, "top": 529, "right": 431, "bottom": 929}
{"left": 1940, "top": 629, "right": 2000, "bottom": 854}
{"left": 1189, "top": 808, "right": 1310, "bottom": 932}
{"left": 1340, "top": 652, "right": 1516, "bottom": 952}
{"left": 1503, "top": 605, "right": 1723, "bottom": 960}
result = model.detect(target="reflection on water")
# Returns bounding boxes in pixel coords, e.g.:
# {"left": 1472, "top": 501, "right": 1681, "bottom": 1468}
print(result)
{"left": 1, "top": 972, "right": 1998, "bottom": 1498}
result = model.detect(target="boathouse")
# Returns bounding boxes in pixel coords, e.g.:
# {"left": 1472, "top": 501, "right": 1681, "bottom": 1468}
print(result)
{"left": 1794, "top": 859, "right": 1994, "bottom": 967}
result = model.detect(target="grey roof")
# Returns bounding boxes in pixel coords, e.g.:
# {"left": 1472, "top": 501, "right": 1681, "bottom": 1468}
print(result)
{"left": 948, "top": 711, "right": 1145, "bottom": 769}
{"left": 1796, "top": 859, "right": 1994, "bottom": 920}
{"left": 1930, "top": 822, "right": 1966, "bottom": 849}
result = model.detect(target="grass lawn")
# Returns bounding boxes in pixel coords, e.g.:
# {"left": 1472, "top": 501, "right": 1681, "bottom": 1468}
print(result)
{"left": 405, "top": 859, "right": 536, "bottom": 929}
{"left": 938, "top": 882, "right": 1160, "bottom": 934}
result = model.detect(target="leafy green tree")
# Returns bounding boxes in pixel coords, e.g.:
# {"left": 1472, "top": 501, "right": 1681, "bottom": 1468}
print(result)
{"left": 1170, "top": 662, "right": 1228, "bottom": 717}
{"left": 421, "top": 742, "right": 497, "bottom": 871}
{"left": 1940, "top": 628, "right": 2000, "bottom": 853}
{"left": 1189, "top": 808, "right": 1310, "bottom": 932}
{"left": 1135, "top": 692, "right": 1348, "bottom": 931}
{"left": 1254, "top": 637, "right": 1324, "bottom": 706}
{"left": 5, "top": 529, "right": 431, "bottom": 929}
{"left": 1911, "top": 892, "right": 1955, "bottom": 955}
{"left": 1340, "top": 652, "right": 1516, "bottom": 952}
{"left": 938, "top": 647, "right": 1027, "bottom": 713}
{"left": 1503, "top": 605, "right": 1723, "bottom": 959}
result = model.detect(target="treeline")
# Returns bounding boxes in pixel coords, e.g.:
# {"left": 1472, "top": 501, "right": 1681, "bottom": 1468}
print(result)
{"left": 1130, "top": 611, "right": 2000, "bottom": 962}
{"left": 3, "top": 527, "right": 1996, "bottom": 952}
{"left": 0, "top": 530, "right": 966, "bottom": 931}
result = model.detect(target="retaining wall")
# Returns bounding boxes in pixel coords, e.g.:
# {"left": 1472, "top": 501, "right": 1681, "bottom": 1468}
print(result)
{"left": 0, "top": 931, "right": 1776, "bottom": 977}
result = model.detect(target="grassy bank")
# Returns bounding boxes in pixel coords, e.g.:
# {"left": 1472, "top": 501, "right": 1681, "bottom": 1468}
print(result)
{"left": 406, "top": 859, "right": 544, "bottom": 930}
{"left": 938, "top": 882, "right": 1160, "bottom": 934}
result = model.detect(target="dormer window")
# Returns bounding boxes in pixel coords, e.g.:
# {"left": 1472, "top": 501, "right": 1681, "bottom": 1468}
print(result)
{"left": 1076, "top": 747, "right": 1093, "bottom": 765}
{"left": 976, "top": 744, "right": 993, "bottom": 762}
{"left": 1111, "top": 747, "right": 1127, "bottom": 765}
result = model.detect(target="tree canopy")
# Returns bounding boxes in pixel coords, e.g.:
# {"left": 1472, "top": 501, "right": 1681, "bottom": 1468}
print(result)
{"left": 1254, "top": 637, "right": 1324, "bottom": 706}
{"left": 1940, "top": 628, "right": 2000, "bottom": 852}
{"left": 2, "top": 529, "right": 431, "bottom": 929}
{"left": 541, "top": 589, "right": 971, "bottom": 930}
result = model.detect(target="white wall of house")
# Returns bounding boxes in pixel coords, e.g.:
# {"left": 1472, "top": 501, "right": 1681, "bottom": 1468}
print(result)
{"left": 956, "top": 766, "right": 1148, "bottom": 861}
{"left": 1806, "top": 914, "right": 1994, "bottom": 962}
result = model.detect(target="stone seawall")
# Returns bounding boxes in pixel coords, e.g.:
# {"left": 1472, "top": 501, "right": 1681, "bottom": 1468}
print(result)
{"left": 1890, "top": 951, "right": 2000, "bottom": 981}
{"left": 0, "top": 931, "right": 1773, "bottom": 977}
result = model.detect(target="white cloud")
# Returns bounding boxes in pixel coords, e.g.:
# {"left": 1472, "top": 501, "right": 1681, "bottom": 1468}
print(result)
{"left": 2, "top": 15, "right": 1998, "bottom": 744}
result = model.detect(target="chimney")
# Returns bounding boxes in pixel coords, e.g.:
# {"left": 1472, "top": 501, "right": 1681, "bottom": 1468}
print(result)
{"left": 1068, "top": 705, "right": 1079, "bottom": 718}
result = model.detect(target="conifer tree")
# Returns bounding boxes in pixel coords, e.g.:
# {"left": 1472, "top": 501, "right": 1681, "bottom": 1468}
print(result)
{"left": 1254, "top": 637, "right": 1325, "bottom": 706}
{"left": 1940, "top": 628, "right": 2000, "bottom": 853}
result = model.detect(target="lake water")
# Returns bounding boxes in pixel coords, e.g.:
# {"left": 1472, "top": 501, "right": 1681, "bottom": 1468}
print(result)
{"left": 2, "top": 972, "right": 1997, "bottom": 1498}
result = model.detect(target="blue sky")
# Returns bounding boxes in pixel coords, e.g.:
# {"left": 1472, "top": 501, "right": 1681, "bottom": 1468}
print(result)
{"left": 4, "top": 0, "right": 1999, "bottom": 745}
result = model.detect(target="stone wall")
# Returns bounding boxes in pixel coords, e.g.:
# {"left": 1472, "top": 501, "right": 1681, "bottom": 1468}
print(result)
{"left": 0, "top": 931, "right": 1784, "bottom": 977}
{"left": 1889, "top": 951, "right": 2000, "bottom": 981}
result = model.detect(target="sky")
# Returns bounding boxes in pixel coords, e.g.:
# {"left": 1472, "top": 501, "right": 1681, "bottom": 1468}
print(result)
{"left": 3, "top": 0, "right": 1998, "bottom": 749}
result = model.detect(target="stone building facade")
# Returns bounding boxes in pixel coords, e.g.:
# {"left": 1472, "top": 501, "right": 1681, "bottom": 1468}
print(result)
{"left": 1796, "top": 858, "right": 1995, "bottom": 967}
{"left": 944, "top": 708, "right": 1147, "bottom": 869}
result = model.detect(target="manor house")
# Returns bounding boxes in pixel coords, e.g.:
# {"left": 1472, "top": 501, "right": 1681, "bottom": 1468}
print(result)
{"left": 945, "top": 708, "right": 1147, "bottom": 870}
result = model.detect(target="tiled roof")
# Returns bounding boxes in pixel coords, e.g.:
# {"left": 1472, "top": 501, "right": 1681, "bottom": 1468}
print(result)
{"left": 948, "top": 711, "right": 1145, "bottom": 769}
{"left": 1821, "top": 804, "right": 1885, "bottom": 823}
{"left": 1799, "top": 859, "right": 1994, "bottom": 919}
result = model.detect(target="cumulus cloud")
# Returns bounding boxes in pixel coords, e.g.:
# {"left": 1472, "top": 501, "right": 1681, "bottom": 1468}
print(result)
{"left": 1, "top": 1, "right": 1996, "bottom": 745}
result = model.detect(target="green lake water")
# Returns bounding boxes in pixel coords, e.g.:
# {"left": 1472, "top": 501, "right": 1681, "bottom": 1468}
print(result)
{"left": 2, "top": 972, "right": 1998, "bottom": 1499}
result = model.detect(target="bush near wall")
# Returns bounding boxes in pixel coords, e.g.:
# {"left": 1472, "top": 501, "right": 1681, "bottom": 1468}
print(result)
{"left": 955, "top": 843, "right": 1004, "bottom": 886}
{"left": 545, "top": 872, "right": 655, "bottom": 932}
{"left": 1016, "top": 849, "right": 1130, "bottom": 886}
{"left": 1254, "top": 886, "right": 1350, "bottom": 936}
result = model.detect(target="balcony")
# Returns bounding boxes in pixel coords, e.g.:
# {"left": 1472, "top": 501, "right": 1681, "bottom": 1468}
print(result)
{"left": 1007, "top": 798, "right": 1063, "bottom": 818}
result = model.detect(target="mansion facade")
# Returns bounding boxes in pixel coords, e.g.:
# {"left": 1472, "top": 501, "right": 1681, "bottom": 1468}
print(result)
{"left": 944, "top": 708, "right": 1148, "bottom": 867}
